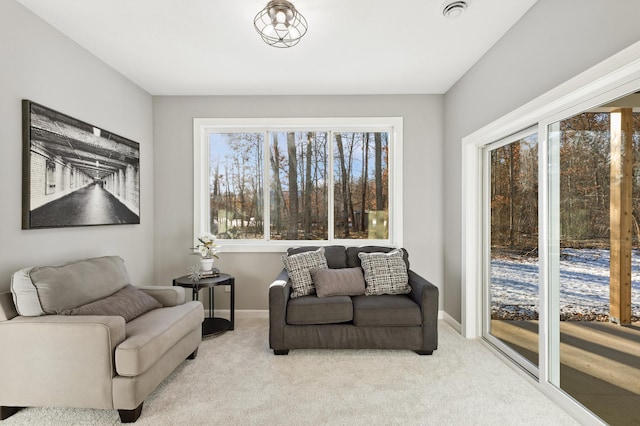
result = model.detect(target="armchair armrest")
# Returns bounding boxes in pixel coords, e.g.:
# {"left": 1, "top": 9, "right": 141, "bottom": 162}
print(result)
{"left": 269, "top": 269, "right": 291, "bottom": 351}
{"left": 0, "top": 315, "right": 126, "bottom": 409}
{"left": 138, "top": 286, "right": 186, "bottom": 307}
{"left": 408, "top": 270, "right": 439, "bottom": 352}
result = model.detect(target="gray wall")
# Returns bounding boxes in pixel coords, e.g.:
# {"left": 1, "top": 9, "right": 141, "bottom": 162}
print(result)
{"left": 9, "top": 0, "right": 638, "bottom": 322}
{"left": 153, "top": 95, "right": 444, "bottom": 310}
{"left": 0, "top": 1, "right": 154, "bottom": 290}
{"left": 443, "top": 0, "right": 640, "bottom": 322}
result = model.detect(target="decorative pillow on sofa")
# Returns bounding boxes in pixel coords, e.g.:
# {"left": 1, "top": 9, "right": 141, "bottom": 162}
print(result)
{"left": 60, "top": 285, "right": 162, "bottom": 322}
{"left": 310, "top": 267, "right": 365, "bottom": 298}
{"left": 282, "top": 247, "right": 328, "bottom": 298}
{"left": 346, "top": 246, "right": 410, "bottom": 270}
{"left": 287, "top": 246, "right": 347, "bottom": 269}
{"left": 358, "top": 249, "right": 411, "bottom": 296}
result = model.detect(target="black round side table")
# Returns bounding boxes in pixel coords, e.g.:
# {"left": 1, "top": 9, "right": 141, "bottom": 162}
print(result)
{"left": 173, "top": 273, "right": 235, "bottom": 337}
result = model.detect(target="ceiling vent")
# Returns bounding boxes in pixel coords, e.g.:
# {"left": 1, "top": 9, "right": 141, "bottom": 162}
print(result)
{"left": 442, "top": 1, "right": 468, "bottom": 19}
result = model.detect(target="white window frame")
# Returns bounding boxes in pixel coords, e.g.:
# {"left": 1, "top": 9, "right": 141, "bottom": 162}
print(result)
{"left": 194, "top": 117, "right": 404, "bottom": 252}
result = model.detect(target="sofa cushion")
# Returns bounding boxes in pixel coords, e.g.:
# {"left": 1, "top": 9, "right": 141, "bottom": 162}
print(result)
{"left": 115, "top": 300, "right": 203, "bottom": 376}
{"left": 358, "top": 249, "right": 411, "bottom": 296}
{"left": 282, "top": 248, "right": 328, "bottom": 298}
{"left": 287, "top": 245, "right": 347, "bottom": 269}
{"left": 11, "top": 256, "right": 130, "bottom": 316}
{"left": 60, "top": 285, "right": 162, "bottom": 322}
{"left": 286, "top": 295, "right": 353, "bottom": 325}
{"left": 352, "top": 295, "right": 421, "bottom": 327}
{"left": 346, "top": 246, "right": 410, "bottom": 270}
{"left": 310, "top": 267, "right": 365, "bottom": 298}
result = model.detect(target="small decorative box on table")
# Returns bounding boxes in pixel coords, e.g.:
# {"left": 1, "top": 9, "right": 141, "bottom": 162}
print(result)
{"left": 173, "top": 272, "right": 235, "bottom": 337}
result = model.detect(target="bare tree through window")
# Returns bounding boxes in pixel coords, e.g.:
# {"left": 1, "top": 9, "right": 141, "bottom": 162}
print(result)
{"left": 206, "top": 127, "right": 392, "bottom": 242}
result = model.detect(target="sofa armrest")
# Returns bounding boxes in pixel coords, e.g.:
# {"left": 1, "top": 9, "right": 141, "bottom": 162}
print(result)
{"left": 0, "top": 315, "right": 126, "bottom": 408}
{"left": 269, "top": 269, "right": 291, "bottom": 351}
{"left": 408, "top": 270, "right": 439, "bottom": 352}
{"left": 138, "top": 286, "right": 186, "bottom": 307}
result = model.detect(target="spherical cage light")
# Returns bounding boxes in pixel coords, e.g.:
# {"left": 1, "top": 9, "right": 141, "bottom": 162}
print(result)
{"left": 254, "top": 0, "right": 308, "bottom": 48}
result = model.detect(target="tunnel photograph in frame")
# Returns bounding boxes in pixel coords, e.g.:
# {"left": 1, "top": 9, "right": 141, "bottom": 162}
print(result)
{"left": 22, "top": 100, "right": 140, "bottom": 229}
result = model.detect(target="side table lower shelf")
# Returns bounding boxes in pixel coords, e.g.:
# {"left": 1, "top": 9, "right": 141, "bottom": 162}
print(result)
{"left": 203, "top": 317, "right": 231, "bottom": 335}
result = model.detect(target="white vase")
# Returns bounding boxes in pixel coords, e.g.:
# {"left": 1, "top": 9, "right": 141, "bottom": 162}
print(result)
{"left": 200, "top": 258, "right": 214, "bottom": 272}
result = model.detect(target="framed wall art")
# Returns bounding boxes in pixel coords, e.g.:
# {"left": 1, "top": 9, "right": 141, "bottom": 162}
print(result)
{"left": 22, "top": 100, "right": 141, "bottom": 229}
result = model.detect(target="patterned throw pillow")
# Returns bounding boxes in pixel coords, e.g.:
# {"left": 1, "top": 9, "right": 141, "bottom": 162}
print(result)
{"left": 358, "top": 248, "right": 411, "bottom": 296}
{"left": 282, "top": 247, "right": 328, "bottom": 298}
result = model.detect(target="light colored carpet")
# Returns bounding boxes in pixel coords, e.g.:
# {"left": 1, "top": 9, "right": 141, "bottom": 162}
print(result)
{"left": 3, "top": 319, "right": 578, "bottom": 425}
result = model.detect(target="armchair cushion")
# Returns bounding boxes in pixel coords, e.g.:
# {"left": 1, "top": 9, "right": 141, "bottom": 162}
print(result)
{"left": 11, "top": 256, "right": 130, "bottom": 316}
{"left": 115, "top": 301, "right": 203, "bottom": 376}
{"left": 60, "top": 285, "right": 162, "bottom": 322}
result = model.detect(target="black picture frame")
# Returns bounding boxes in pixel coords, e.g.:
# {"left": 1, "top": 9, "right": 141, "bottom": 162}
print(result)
{"left": 22, "top": 100, "right": 141, "bottom": 229}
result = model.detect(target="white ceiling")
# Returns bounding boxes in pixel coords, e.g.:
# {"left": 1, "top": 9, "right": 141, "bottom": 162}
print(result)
{"left": 16, "top": 0, "right": 538, "bottom": 96}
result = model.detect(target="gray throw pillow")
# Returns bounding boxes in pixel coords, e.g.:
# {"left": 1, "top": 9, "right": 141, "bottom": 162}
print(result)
{"left": 311, "top": 267, "right": 365, "bottom": 298}
{"left": 282, "top": 247, "right": 328, "bottom": 298}
{"left": 60, "top": 284, "right": 162, "bottom": 322}
{"left": 358, "top": 249, "right": 411, "bottom": 296}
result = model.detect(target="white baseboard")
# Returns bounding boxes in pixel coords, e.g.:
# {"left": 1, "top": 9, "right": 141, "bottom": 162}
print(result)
{"left": 211, "top": 309, "right": 269, "bottom": 319}
{"left": 442, "top": 311, "right": 462, "bottom": 333}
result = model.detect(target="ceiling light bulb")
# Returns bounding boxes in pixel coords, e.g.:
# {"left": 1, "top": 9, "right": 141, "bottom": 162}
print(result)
{"left": 275, "top": 10, "right": 286, "bottom": 24}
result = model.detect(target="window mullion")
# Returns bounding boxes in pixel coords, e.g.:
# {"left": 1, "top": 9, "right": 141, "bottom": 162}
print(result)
{"left": 327, "top": 130, "right": 335, "bottom": 241}
{"left": 263, "top": 130, "right": 271, "bottom": 241}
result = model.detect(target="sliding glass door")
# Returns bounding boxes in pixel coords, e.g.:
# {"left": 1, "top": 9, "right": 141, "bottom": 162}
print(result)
{"left": 481, "top": 94, "right": 640, "bottom": 423}
{"left": 483, "top": 128, "right": 539, "bottom": 375}
{"left": 467, "top": 46, "right": 640, "bottom": 425}
{"left": 545, "top": 98, "right": 640, "bottom": 425}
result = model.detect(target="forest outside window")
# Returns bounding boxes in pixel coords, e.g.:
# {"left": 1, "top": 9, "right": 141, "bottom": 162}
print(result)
{"left": 193, "top": 118, "right": 403, "bottom": 251}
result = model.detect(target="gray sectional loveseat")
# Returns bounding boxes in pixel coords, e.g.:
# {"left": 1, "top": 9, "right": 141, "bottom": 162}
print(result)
{"left": 0, "top": 256, "right": 203, "bottom": 423}
{"left": 269, "top": 246, "right": 438, "bottom": 355}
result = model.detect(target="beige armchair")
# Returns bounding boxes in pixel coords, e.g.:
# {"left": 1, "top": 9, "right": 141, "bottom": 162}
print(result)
{"left": 0, "top": 256, "right": 203, "bottom": 423}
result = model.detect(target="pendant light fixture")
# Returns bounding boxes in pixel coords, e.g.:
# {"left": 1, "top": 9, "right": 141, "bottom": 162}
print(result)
{"left": 254, "top": 0, "right": 308, "bottom": 48}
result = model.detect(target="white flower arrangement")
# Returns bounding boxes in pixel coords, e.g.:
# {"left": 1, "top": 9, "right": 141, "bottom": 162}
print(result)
{"left": 193, "top": 233, "right": 220, "bottom": 259}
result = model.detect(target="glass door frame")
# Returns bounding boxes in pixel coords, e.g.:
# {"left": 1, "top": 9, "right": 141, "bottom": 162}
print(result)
{"left": 482, "top": 126, "right": 540, "bottom": 378}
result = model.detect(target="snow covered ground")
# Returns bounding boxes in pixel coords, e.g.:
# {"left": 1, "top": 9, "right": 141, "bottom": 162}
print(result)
{"left": 490, "top": 248, "right": 640, "bottom": 320}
